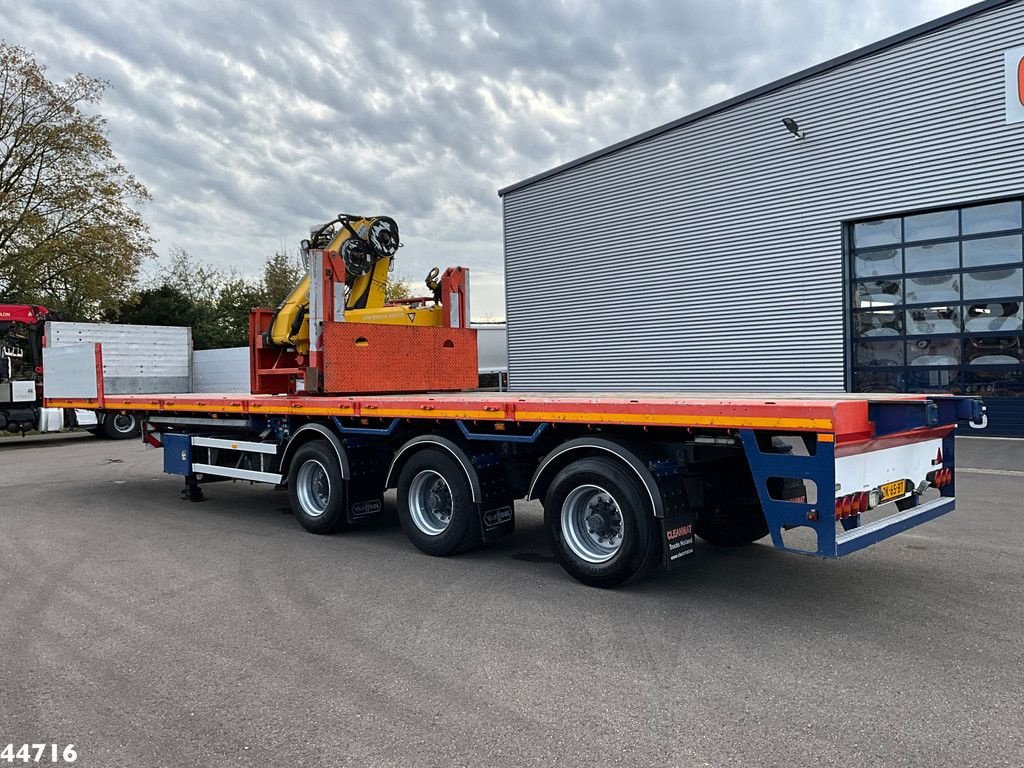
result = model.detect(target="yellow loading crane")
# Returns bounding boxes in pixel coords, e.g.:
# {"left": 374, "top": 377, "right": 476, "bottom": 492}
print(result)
{"left": 266, "top": 214, "right": 444, "bottom": 353}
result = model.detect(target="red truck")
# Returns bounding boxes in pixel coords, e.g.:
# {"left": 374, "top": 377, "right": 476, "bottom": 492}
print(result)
{"left": 2, "top": 304, "right": 190, "bottom": 438}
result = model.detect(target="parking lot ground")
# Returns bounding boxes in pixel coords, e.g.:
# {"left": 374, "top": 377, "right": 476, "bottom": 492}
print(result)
{"left": 1, "top": 433, "right": 1022, "bottom": 767}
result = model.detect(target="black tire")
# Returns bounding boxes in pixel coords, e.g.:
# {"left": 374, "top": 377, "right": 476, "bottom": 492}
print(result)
{"left": 543, "top": 457, "right": 659, "bottom": 588}
{"left": 101, "top": 412, "right": 140, "bottom": 440}
{"left": 396, "top": 449, "right": 479, "bottom": 556}
{"left": 287, "top": 440, "right": 350, "bottom": 534}
{"left": 695, "top": 501, "right": 769, "bottom": 547}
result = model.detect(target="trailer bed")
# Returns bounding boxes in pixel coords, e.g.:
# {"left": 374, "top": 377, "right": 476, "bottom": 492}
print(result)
{"left": 47, "top": 390, "right": 938, "bottom": 443}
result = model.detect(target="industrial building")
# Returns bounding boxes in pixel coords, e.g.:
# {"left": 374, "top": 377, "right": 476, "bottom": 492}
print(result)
{"left": 500, "top": 0, "right": 1024, "bottom": 436}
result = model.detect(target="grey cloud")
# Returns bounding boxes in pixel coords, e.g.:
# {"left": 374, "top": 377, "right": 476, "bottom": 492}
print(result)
{"left": 1, "top": 0, "right": 976, "bottom": 317}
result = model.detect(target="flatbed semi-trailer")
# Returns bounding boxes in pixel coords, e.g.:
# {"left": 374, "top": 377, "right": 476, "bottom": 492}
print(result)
{"left": 44, "top": 341, "right": 982, "bottom": 587}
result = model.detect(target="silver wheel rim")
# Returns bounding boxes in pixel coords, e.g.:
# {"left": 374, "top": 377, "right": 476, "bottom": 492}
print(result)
{"left": 296, "top": 459, "right": 331, "bottom": 518}
{"left": 561, "top": 484, "right": 624, "bottom": 564}
{"left": 112, "top": 414, "right": 135, "bottom": 433}
{"left": 408, "top": 470, "right": 453, "bottom": 536}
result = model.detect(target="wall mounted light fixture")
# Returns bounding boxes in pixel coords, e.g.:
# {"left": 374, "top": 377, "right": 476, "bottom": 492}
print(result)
{"left": 782, "top": 117, "right": 805, "bottom": 140}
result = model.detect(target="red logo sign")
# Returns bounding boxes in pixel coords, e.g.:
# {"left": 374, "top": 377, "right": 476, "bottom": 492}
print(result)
{"left": 1019, "top": 55, "right": 1024, "bottom": 107}
{"left": 666, "top": 524, "right": 693, "bottom": 541}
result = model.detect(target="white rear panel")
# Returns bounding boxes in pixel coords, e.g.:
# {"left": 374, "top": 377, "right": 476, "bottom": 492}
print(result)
{"left": 835, "top": 438, "right": 943, "bottom": 496}
{"left": 42, "top": 344, "right": 99, "bottom": 399}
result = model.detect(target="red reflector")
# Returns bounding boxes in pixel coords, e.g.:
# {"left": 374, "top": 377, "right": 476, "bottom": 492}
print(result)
{"left": 856, "top": 492, "right": 869, "bottom": 514}
{"left": 835, "top": 499, "right": 843, "bottom": 520}
{"left": 841, "top": 495, "right": 854, "bottom": 518}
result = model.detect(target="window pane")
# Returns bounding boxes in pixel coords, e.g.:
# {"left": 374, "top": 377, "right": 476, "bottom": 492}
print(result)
{"left": 904, "top": 210, "right": 958, "bottom": 242}
{"left": 962, "top": 234, "right": 1022, "bottom": 268}
{"left": 906, "top": 368, "right": 961, "bottom": 393}
{"left": 963, "top": 368, "right": 1024, "bottom": 397}
{"left": 962, "top": 268, "right": 1023, "bottom": 300}
{"left": 905, "top": 242, "right": 959, "bottom": 273}
{"left": 853, "top": 279, "right": 902, "bottom": 310}
{"left": 907, "top": 338, "right": 960, "bottom": 366}
{"left": 961, "top": 201, "right": 1022, "bottom": 235}
{"left": 854, "top": 370, "right": 904, "bottom": 393}
{"left": 853, "top": 248, "right": 901, "bottom": 277}
{"left": 855, "top": 339, "right": 904, "bottom": 366}
{"left": 906, "top": 306, "right": 960, "bottom": 335}
{"left": 855, "top": 309, "right": 902, "bottom": 337}
{"left": 854, "top": 218, "right": 901, "bottom": 248}
{"left": 964, "top": 301, "right": 1023, "bottom": 333}
{"left": 905, "top": 272, "right": 959, "bottom": 303}
{"left": 964, "top": 336, "right": 1023, "bottom": 365}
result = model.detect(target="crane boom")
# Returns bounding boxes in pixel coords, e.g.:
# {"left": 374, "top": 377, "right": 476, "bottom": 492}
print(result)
{"left": 266, "top": 214, "right": 445, "bottom": 353}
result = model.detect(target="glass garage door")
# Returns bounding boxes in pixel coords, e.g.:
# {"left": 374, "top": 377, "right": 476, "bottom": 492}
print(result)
{"left": 850, "top": 198, "right": 1024, "bottom": 437}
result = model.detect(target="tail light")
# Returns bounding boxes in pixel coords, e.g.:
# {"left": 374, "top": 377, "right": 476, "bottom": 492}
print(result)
{"left": 930, "top": 467, "right": 954, "bottom": 488}
{"left": 856, "top": 492, "right": 869, "bottom": 514}
{"left": 834, "top": 492, "right": 868, "bottom": 520}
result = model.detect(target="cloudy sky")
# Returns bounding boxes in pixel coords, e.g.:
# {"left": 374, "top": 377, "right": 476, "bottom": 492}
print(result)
{"left": 3, "top": 0, "right": 976, "bottom": 319}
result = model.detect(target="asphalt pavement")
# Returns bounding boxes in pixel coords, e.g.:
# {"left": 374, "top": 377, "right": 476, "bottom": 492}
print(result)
{"left": 1, "top": 433, "right": 1022, "bottom": 767}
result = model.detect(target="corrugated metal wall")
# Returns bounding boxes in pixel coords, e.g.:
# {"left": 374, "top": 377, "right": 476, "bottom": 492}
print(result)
{"left": 502, "top": 2, "right": 1024, "bottom": 391}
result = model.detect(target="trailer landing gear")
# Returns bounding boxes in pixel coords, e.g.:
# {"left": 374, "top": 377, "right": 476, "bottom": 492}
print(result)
{"left": 181, "top": 473, "right": 206, "bottom": 502}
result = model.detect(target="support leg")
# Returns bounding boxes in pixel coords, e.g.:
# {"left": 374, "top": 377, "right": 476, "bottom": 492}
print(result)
{"left": 181, "top": 472, "right": 206, "bottom": 502}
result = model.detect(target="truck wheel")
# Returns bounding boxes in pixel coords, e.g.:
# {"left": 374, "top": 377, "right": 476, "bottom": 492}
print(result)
{"left": 544, "top": 457, "right": 659, "bottom": 588}
{"left": 396, "top": 449, "right": 479, "bottom": 556}
{"left": 101, "top": 412, "right": 140, "bottom": 439}
{"left": 287, "top": 441, "right": 349, "bottom": 534}
{"left": 695, "top": 502, "right": 768, "bottom": 546}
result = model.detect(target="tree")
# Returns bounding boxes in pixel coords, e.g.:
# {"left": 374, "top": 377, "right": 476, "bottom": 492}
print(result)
{"left": 0, "top": 42, "right": 153, "bottom": 319}
{"left": 115, "top": 249, "right": 221, "bottom": 348}
{"left": 114, "top": 248, "right": 303, "bottom": 349}
{"left": 215, "top": 274, "right": 267, "bottom": 349}
{"left": 115, "top": 249, "right": 422, "bottom": 349}
{"left": 261, "top": 249, "right": 303, "bottom": 306}
{"left": 116, "top": 283, "right": 200, "bottom": 329}
{"left": 385, "top": 272, "right": 413, "bottom": 302}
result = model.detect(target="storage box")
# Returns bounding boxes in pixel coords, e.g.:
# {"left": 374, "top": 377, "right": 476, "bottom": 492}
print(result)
{"left": 0, "top": 380, "right": 36, "bottom": 403}
{"left": 321, "top": 323, "right": 477, "bottom": 394}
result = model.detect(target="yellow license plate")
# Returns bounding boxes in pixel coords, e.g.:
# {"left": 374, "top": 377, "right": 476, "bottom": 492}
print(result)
{"left": 880, "top": 479, "right": 907, "bottom": 501}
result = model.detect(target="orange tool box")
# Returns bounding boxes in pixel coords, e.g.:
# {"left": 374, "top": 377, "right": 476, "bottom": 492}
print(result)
{"left": 321, "top": 322, "right": 477, "bottom": 394}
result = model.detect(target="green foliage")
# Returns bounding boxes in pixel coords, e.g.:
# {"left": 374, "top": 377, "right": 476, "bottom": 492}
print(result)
{"left": 0, "top": 42, "right": 153, "bottom": 319}
{"left": 113, "top": 248, "right": 304, "bottom": 349}
{"left": 385, "top": 273, "right": 413, "bottom": 302}
{"left": 116, "top": 284, "right": 197, "bottom": 329}
{"left": 261, "top": 249, "right": 304, "bottom": 306}
{"left": 114, "top": 250, "right": 422, "bottom": 350}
